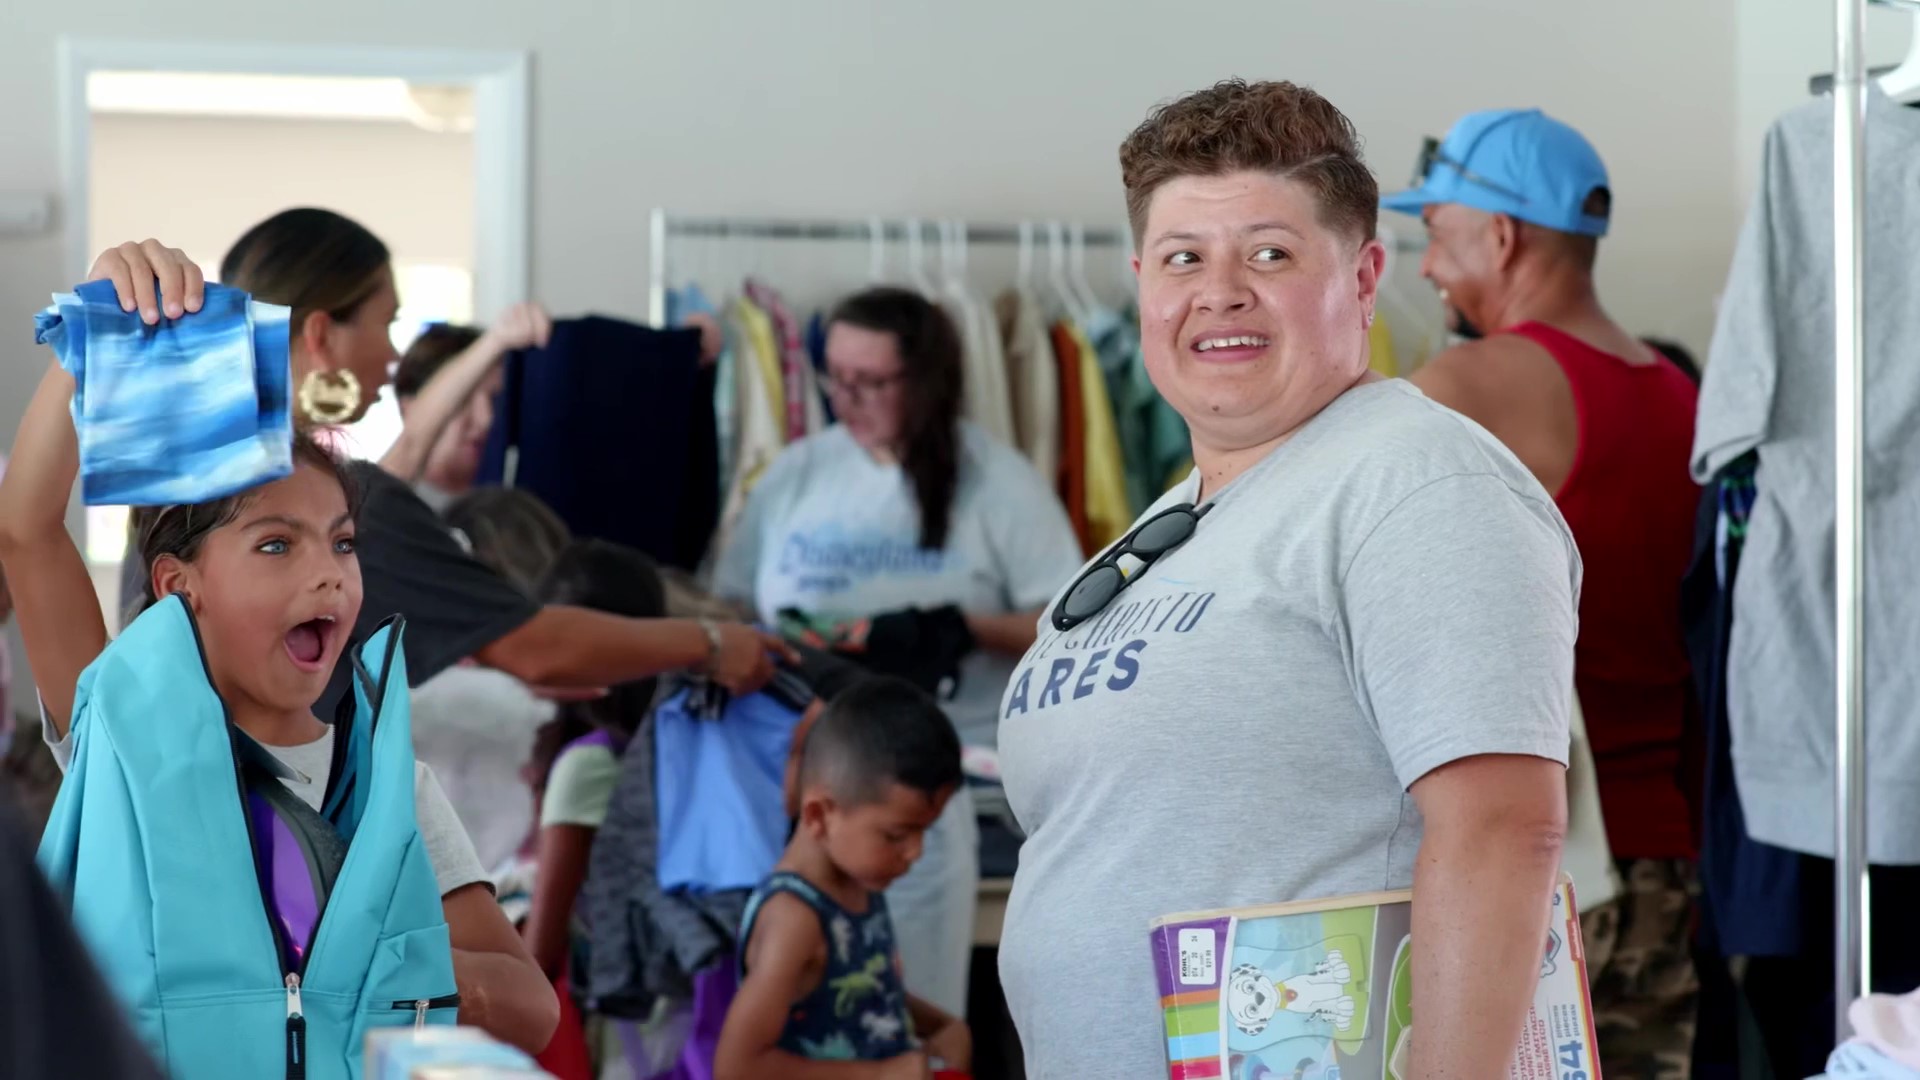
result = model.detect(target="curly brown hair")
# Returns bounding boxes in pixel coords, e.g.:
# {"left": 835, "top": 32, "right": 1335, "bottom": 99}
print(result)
{"left": 1120, "top": 79, "right": 1379, "bottom": 246}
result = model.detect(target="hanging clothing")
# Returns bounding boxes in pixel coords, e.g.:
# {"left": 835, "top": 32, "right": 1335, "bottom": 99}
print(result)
{"left": 35, "top": 281, "right": 294, "bottom": 506}
{"left": 994, "top": 289, "right": 1060, "bottom": 487}
{"left": 950, "top": 291, "right": 1016, "bottom": 448}
{"left": 1066, "top": 321, "right": 1130, "bottom": 553}
{"left": 476, "top": 317, "right": 718, "bottom": 572}
{"left": 1683, "top": 453, "right": 1801, "bottom": 959}
{"left": 713, "top": 297, "right": 789, "bottom": 568}
{"left": 1049, "top": 322, "right": 1090, "bottom": 551}
{"left": 1368, "top": 316, "right": 1399, "bottom": 378}
{"left": 1505, "top": 321, "right": 1701, "bottom": 860}
{"left": 1085, "top": 308, "right": 1148, "bottom": 514}
{"left": 1086, "top": 307, "right": 1189, "bottom": 516}
{"left": 1685, "top": 460, "right": 1920, "bottom": 1078}
{"left": 744, "top": 280, "right": 826, "bottom": 441}
{"left": 1694, "top": 85, "right": 1920, "bottom": 863}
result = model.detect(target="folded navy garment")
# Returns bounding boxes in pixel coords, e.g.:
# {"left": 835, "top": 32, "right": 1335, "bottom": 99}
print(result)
{"left": 35, "top": 280, "right": 294, "bottom": 506}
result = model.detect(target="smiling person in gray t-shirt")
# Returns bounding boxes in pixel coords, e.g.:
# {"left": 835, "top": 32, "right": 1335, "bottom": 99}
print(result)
{"left": 996, "top": 80, "right": 1582, "bottom": 1080}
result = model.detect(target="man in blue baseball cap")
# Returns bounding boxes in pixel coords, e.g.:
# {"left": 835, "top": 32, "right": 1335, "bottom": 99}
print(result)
{"left": 1386, "top": 109, "right": 1703, "bottom": 1080}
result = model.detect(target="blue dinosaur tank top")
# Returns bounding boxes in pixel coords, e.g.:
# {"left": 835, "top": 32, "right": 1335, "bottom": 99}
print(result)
{"left": 738, "top": 871, "right": 914, "bottom": 1061}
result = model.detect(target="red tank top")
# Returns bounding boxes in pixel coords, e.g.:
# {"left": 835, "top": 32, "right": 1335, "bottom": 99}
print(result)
{"left": 1506, "top": 322, "right": 1701, "bottom": 860}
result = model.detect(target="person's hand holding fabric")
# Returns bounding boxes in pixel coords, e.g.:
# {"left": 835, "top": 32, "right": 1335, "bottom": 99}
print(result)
{"left": 776, "top": 606, "right": 975, "bottom": 697}
{"left": 701, "top": 623, "right": 796, "bottom": 695}
{"left": 481, "top": 301, "right": 553, "bottom": 354}
{"left": 683, "top": 311, "right": 724, "bottom": 366}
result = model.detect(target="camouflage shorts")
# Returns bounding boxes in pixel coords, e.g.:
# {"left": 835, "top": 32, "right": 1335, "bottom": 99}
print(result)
{"left": 1581, "top": 858, "right": 1701, "bottom": 1080}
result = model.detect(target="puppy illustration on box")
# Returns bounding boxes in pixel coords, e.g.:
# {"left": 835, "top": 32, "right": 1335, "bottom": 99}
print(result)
{"left": 1227, "top": 949, "right": 1358, "bottom": 1035}
{"left": 1221, "top": 930, "right": 1372, "bottom": 1060}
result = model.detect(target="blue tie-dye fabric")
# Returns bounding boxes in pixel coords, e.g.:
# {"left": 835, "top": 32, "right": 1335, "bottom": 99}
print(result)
{"left": 35, "top": 281, "right": 294, "bottom": 506}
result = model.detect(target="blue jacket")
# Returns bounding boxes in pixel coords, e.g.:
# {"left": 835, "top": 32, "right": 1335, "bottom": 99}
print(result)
{"left": 37, "top": 596, "right": 456, "bottom": 1079}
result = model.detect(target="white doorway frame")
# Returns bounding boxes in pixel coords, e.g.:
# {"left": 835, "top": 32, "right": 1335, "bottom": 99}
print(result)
{"left": 56, "top": 37, "right": 530, "bottom": 320}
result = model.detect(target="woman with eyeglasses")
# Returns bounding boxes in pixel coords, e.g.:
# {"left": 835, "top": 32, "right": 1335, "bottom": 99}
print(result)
{"left": 711, "top": 285, "right": 1083, "bottom": 1021}
{"left": 994, "top": 81, "right": 1582, "bottom": 1079}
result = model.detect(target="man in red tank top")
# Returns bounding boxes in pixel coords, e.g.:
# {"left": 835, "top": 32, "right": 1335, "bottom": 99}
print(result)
{"left": 1385, "top": 110, "right": 1702, "bottom": 1079}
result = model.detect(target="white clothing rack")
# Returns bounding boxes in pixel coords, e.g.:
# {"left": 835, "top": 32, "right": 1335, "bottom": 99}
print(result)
{"left": 646, "top": 211, "right": 1130, "bottom": 327}
{"left": 644, "top": 208, "right": 1426, "bottom": 327}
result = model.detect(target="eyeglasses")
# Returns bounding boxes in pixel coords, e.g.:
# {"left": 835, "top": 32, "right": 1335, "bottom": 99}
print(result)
{"left": 1051, "top": 502, "right": 1213, "bottom": 632}
{"left": 1413, "top": 136, "right": 1531, "bottom": 204}
{"left": 822, "top": 371, "right": 906, "bottom": 403}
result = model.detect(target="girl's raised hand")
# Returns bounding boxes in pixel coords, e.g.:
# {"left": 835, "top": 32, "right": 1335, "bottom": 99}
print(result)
{"left": 88, "top": 240, "right": 206, "bottom": 325}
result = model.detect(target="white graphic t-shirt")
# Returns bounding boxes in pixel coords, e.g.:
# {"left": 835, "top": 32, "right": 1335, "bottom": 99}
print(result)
{"left": 996, "top": 380, "right": 1582, "bottom": 1079}
{"left": 712, "top": 421, "right": 1083, "bottom": 750}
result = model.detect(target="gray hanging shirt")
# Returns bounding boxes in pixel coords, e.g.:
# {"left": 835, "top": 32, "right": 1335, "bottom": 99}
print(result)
{"left": 996, "top": 379, "right": 1579, "bottom": 1079}
{"left": 1693, "top": 84, "right": 1920, "bottom": 863}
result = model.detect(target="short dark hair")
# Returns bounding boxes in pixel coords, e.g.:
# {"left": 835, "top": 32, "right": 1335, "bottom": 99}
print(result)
{"left": 126, "top": 430, "right": 357, "bottom": 621}
{"left": 533, "top": 540, "right": 668, "bottom": 755}
{"left": 392, "top": 323, "right": 485, "bottom": 400}
{"left": 799, "top": 676, "right": 961, "bottom": 806}
{"left": 828, "top": 287, "right": 964, "bottom": 550}
{"left": 443, "top": 487, "right": 571, "bottom": 597}
{"left": 1120, "top": 79, "right": 1379, "bottom": 246}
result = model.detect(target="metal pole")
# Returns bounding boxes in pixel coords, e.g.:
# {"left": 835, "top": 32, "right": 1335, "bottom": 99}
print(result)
{"left": 1833, "top": 0, "right": 1871, "bottom": 1037}
{"left": 647, "top": 207, "right": 669, "bottom": 327}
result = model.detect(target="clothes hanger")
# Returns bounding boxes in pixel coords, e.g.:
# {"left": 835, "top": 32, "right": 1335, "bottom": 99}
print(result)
{"left": 1068, "top": 222, "right": 1103, "bottom": 317}
{"left": 905, "top": 219, "right": 938, "bottom": 298}
{"left": 867, "top": 216, "right": 887, "bottom": 283}
{"left": 1879, "top": 1, "right": 1920, "bottom": 101}
{"left": 1047, "top": 221, "right": 1087, "bottom": 324}
{"left": 938, "top": 220, "right": 985, "bottom": 329}
{"left": 1809, "top": 0, "right": 1920, "bottom": 97}
{"left": 1016, "top": 221, "right": 1037, "bottom": 298}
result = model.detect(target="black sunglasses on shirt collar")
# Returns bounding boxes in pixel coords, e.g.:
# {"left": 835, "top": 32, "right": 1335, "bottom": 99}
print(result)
{"left": 1051, "top": 502, "right": 1214, "bottom": 632}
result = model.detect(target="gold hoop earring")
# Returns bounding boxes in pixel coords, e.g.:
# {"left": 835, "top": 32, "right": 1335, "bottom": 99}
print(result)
{"left": 298, "top": 369, "right": 362, "bottom": 425}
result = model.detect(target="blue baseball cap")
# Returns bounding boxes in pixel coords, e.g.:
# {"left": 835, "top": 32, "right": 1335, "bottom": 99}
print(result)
{"left": 1381, "top": 109, "right": 1611, "bottom": 237}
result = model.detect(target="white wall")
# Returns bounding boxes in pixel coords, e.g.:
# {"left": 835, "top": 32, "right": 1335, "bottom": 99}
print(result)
{"left": 89, "top": 112, "right": 473, "bottom": 272}
{"left": 0, "top": 0, "right": 1748, "bottom": 702}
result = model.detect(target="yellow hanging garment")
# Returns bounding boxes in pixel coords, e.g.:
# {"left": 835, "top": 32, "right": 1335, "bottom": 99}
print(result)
{"left": 1368, "top": 316, "right": 1399, "bottom": 378}
{"left": 1069, "top": 322, "right": 1130, "bottom": 552}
